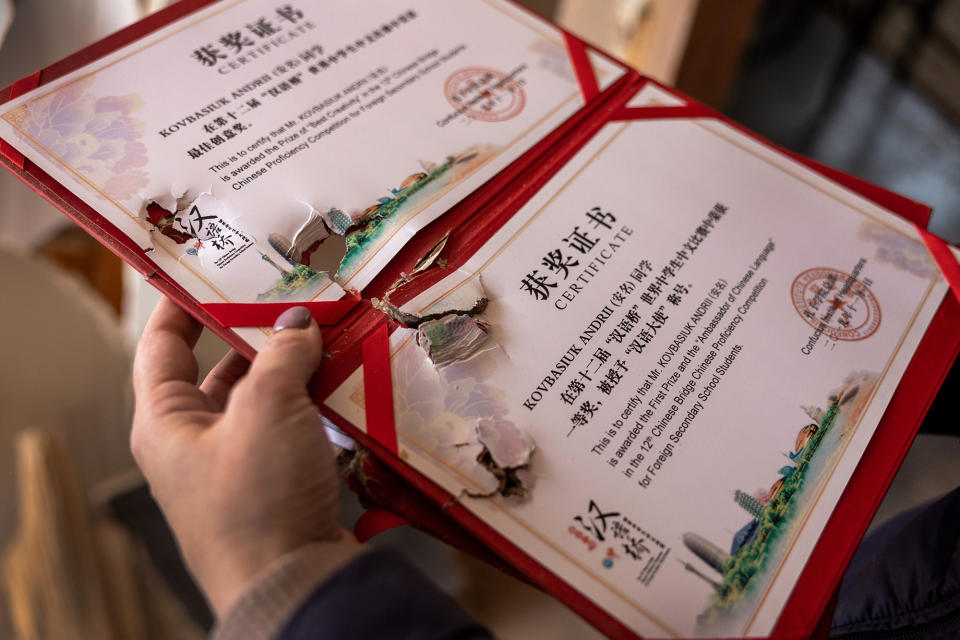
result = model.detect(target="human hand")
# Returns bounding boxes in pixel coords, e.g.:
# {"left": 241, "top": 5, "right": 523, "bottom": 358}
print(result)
{"left": 131, "top": 299, "right": 342, "bottom": 618}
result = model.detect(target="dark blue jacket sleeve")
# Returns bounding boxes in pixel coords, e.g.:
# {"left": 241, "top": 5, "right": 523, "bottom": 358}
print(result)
{"left": 830, "top": 485, "right": 960, "bottom": 639}
{"left": 278, "top": 549, "right": 493, "bottom": 640}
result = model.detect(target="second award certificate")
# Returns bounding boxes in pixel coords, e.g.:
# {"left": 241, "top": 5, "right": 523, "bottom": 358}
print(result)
{"left": 325, "top": 91, "right": 947, "bottom": 638}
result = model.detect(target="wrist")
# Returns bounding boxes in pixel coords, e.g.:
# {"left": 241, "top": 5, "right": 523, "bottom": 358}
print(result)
{"left": 201, "top": 535, "right": 301, "bottom": 618}
{"left": 211, "top": 533, "right": 368, "bottom": 640}
{"left": 196, "top": 527, "right": 360, "bottom": 619}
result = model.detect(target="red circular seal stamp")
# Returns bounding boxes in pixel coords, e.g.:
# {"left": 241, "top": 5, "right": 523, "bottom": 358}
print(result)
{"left": 443, "top": 67, "right": 526, "bottom": 123}
{"left": 791, "top": 267, "right": 881, "bottom": 341}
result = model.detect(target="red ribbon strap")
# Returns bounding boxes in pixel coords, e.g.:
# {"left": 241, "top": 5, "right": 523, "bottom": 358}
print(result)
{"left": 1, "top": 71, "right": 43, "bottom": 169}
{"left": 917, "top": 226, "right": 960, "bottom": 304}
{"left": 202, "top": 298, "right": 359, "bottom": 327}
{"left": 361, "top": 321, "right": 399, "bottom": 455}
{"left": 563, "top": 32, "right": 599, "bottom": 104}
{"left": 353, "top": 507, "right": 408, "bottom": 542}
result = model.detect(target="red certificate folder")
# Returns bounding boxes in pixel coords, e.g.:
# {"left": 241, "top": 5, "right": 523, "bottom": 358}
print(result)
{"left": 2, "top": 2, "right": 957, "bottom": 638}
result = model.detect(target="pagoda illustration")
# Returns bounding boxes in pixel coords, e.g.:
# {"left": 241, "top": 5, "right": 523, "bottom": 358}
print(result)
{"left": 268, "top": 214, "right": 331, "bottom": 266}
{"left": 734, "top": 490, "right": 765, "bottom": 519}
{"left": 323, "top": 207, "right": 354, "bottom": 235}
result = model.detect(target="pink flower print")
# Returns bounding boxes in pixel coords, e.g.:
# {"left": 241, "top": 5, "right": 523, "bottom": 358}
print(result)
{"left": 21, "top": 78, "right": 149, "bottom": 201}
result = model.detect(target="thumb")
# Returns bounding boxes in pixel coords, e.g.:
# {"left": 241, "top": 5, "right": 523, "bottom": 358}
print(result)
{"left": 245, "top": 306, "right": 324, "bottom": 388}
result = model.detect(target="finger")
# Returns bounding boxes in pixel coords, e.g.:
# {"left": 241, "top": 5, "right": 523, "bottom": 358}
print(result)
{"left": 133, "top": 297, "right": 206, "bottom": 409}
{"left": 131, "top": 298, "right": 211, "bottom": 467}
{"left": 245, "top": 307, "right": 324, "bottom": 388}
{"left": 200, "top": 349, "right": 251, "bottom": 409}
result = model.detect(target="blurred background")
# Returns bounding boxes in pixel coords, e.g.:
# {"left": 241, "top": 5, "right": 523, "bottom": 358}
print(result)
{"left": 0, "top": 0, "right": 958, "bottom": 638}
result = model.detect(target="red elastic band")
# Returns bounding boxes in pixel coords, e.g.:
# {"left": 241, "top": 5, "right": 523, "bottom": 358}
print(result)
{"left": 0, "top": 70, "right": 42, "bottom": 170}
{"left": 361, "top": 321, "right": 399, "bottom": 455}
{"left": 353, "top": 507, "right": 408, "bottom": 542}
{"left": 917, "top": 226, "right": 960, "bottom": 304}
{"left": 9, "top": 72, "right": 42, "bottom": 99}
{"left": 563, "top": 32, "right": 599, "bottom": 104}
{"left": 202, "top": 298, "right": 359, "bottom": 327}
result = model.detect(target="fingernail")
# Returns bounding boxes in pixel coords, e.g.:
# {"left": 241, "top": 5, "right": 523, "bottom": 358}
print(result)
{"left": 273, "top": 306, "right": 312, "bottom": 332}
